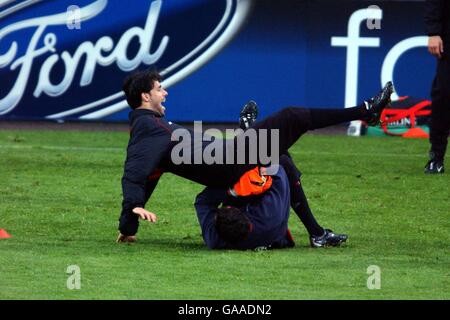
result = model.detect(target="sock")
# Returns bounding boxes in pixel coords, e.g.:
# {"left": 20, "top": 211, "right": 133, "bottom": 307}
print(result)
{"left": 291, "top": 181, "right": 324, "bottom": 237}
{"left": 309, "top": 105, "right": 368, "bottom": 130}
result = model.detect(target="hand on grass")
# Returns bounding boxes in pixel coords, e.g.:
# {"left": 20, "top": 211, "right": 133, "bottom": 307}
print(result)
{"left": 116, "top": 233, "right": 137, "bottom": 243}
{"left": 132, "top": 207, "right": 158, "bottom": 222}
{"left": 116, "top": 208, "right": 156, "bottom": 243}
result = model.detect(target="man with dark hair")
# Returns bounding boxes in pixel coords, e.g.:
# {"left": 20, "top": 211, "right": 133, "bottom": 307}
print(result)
{"left": 195, "top": 165, "right": 295, "bottom": 250}
{"left": 122, "top": 70, "right": 164, "bottom": 110}
{"left": 239, "top": 102, "right": 333, "bottom": 246}
{"left": 424, "top": 0, "right": 450, "bottom": 174}
{"left": 194, "top": 105, "right": 347, "bottom": 250}
{"left": 215, "top": 206, "right": 252, "bottom": 245}
{"left": 195, "top": 162, "right": 348, "bottom": 250}
{"left": 117, "top": 68, "right": 393, "bottom": 242}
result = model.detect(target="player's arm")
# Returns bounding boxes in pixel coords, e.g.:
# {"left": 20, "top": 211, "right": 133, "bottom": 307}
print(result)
{"left": 119, "top": 118, "right": 171, "bottom": 236}
{"left": 425, "top": 0, "right": 444, "bottom": 36}
{"left": 118, "top": 177, "right": 160, "bottom": 239}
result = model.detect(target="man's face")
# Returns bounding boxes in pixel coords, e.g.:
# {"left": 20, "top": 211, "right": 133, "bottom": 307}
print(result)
{"left": 143, "top": 80, "right": 168, "bottom": 115}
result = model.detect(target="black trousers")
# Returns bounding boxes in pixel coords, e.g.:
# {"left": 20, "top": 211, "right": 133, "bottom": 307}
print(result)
{"left": 166, "top": 106, "right": 364, "bottom": 187}
{"left": 165, "top": 107, "right": 314, "bottom": 186}
{"left": 430, "top": 40, "right": 450, "bottom": 161}
{"left": 278, "top": 154, "right": 324, "bottom": 236}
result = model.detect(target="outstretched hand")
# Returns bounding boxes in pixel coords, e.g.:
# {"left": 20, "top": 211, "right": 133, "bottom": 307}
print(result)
{"left": 132, "top": 207, "right": 158, "bottom": 222}
{"left": 116, "top": 208, "right": 157, "bottom": 243}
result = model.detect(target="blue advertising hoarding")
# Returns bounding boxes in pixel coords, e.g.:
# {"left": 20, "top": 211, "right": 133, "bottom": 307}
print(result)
{"left": 0, "top": 0, "right": 435, "bottom": 122}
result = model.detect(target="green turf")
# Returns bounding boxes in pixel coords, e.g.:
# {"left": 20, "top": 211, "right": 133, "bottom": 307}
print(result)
{"left": 0, "top": 129, "right": 448, "bottom": 300}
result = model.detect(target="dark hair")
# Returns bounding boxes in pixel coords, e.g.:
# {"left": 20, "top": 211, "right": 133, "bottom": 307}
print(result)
{"left": 215, "top": 206, "right": 252, "bottom": 244}
{"left": 122, "top": 69, "right": 162, "bottom": 109}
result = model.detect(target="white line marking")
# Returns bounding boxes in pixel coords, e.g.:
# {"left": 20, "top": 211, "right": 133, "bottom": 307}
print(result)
{"left": 0, "top": 144, "right": 123, "bottom": 152}
{"left": 0, "top": 143, "right": 426, "bottom": 157}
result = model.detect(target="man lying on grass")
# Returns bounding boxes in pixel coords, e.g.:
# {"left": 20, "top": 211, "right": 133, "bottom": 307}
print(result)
{"left": 194, "top": 154, "right": 348, "bottom": 250}
{"left": 194, "top": 102, "right": 347, "bottom": 250}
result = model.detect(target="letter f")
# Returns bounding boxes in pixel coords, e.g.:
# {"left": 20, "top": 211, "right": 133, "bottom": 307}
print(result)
{"left": 331, "top": 8, "right": 382, "bottom": 108}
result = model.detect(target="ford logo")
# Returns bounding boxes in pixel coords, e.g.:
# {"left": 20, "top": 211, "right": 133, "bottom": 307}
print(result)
{"left": 0, "top": 0, "right": 253, "bottom": 119}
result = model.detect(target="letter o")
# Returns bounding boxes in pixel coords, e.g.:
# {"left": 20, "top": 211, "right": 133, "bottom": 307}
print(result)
{"left": 381, "top": 36, "right": 428, "bottom": 100}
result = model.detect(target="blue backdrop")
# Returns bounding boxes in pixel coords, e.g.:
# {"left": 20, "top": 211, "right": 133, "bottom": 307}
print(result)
{"left": 0, "top": 0, "right": 435, "bottom": 122}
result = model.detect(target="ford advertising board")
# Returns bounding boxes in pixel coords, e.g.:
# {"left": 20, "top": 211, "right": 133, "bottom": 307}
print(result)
{"left": 0, "top": 0, "right": 435, "bottom": 122}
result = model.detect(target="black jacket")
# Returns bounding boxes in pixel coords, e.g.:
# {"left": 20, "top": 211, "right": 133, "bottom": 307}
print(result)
{"left": 119, "top": 109, "right": 182, "bottom": 235}
{"left": 424, "top": 0, "right": 450, "bottom": 40}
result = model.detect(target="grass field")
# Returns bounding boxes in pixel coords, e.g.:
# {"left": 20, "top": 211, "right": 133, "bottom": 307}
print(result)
{"left": 0, "top": 129, "right": 448, "bottom": 300}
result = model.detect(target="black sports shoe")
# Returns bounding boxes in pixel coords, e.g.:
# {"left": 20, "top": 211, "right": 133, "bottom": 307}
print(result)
{"left": 310, "top": 229, "right": 348, "bottom": 248}
{"left": 239, "top": 100, "right": 258, "bottom": 130}
{"left": 364, "top": 81, "right": 394, "bottom": 126}
{"left": 424, "top": 159, "right": 444, "bottom": 174}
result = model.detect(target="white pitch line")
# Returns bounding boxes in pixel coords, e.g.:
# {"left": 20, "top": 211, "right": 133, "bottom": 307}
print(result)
{"left": 0, "top": 144, "right": 426, "bottom": 157}
{"left": 283, "top": 150, "right": 426, "bottom": 158}
{"left": 0, "top": 144, "right": 123, "bottom": 153}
